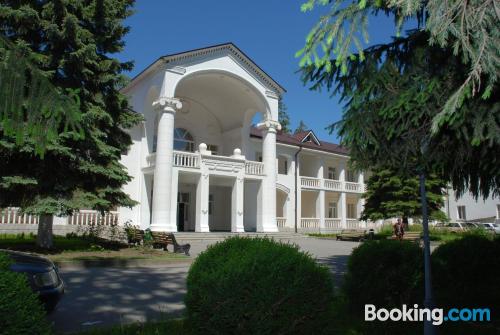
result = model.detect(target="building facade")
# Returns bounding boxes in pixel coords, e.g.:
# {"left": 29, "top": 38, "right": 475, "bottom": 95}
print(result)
{"left": 118, "top": 43, "right": 368, "bottom": 233}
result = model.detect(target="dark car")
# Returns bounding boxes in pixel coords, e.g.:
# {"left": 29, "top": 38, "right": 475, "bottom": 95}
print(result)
{"left": 2, "top": 249, "right": 65, "bottom": 312}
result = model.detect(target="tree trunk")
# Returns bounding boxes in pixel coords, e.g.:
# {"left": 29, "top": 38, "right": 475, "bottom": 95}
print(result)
{"left": 37, "top": 214, "right": 54, "bottom": 249}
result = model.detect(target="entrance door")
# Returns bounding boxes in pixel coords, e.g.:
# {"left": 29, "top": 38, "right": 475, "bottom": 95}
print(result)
{"left": 177, "top": 192, "right": 189, "bottom": 232}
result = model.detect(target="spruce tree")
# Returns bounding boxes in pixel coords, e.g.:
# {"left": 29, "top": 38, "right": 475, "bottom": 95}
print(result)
{"left": 294, "top": 120, "right": 309, "bottom": 134}
{"left": 0, "top": 0, "right": 141, "bottom": 248}
{"left": 278, "top": 97, "right": 291, "bottom": 134}
{"left": 361, "top": 168, "right": 447, "bottom": 222}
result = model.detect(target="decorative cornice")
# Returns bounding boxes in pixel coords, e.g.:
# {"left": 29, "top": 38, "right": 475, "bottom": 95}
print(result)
{"left": 152, "top": 97, "right": 182, "bottom": 113}
{"left": 164, "top": 43, "right": 284, "bottom": 95}
{"left": 265, "top": 90, "right": 279, "bottom": 100}
{"left": 165, "top": 66, "right": 186, "bottom": 75}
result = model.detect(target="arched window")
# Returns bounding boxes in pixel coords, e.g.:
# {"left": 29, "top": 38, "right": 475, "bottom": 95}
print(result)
{"left": 174, "top": 128, "right": 195, "bottom": 152}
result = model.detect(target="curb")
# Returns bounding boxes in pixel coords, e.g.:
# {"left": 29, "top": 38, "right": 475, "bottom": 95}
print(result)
{"left": 54, "top": 257, "right": 193, "bottom": 269}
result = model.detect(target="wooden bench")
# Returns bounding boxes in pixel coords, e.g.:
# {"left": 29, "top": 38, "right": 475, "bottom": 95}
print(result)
{"left": 336, "top": 229, "right": 367, "bottom": 242}
{"left": 151, "top": 232, "right": 191, "bottom": 256}
{"left": 388, "top": 231, "right": 422, "bottom": 242}
{"left": 126, "top": 227, "right": 144, "bottom": 246}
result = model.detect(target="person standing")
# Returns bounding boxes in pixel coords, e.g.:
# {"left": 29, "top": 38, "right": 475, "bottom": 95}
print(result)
{"left": 394, "top": 218, "right": 405, "bottom": 241}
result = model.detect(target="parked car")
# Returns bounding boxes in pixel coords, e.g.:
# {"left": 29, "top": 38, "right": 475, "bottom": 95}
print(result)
{"left": 2, "top": 249, "right": 65, "bottom": 311}
{"left": 435, "top": 222, "right": 476, "bottom": 233}
{"left": 477, "top": 222, "right": 500, "bottom": 234}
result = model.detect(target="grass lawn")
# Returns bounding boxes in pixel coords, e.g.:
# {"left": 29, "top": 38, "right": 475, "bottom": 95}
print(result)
{"left": 75, "top": 319, "right": 189, "bottom": 335}
{"left": 0, "top": 234, "right": 189, "bottom": 263}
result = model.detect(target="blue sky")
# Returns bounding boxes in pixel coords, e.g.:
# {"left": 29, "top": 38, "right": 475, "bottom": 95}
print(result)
{"left": 117, "top": 1, "right": 407, "bottom": 143}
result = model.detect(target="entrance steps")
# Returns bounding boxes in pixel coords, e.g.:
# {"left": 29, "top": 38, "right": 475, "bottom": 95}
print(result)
{"left": 174, "top": 232, "right": 307, "bottom": 242}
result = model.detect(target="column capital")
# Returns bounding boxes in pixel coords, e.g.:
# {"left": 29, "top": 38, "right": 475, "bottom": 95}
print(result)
{"left": 256, "top": 120, "right": 281, "bottom": 133}
{"left": 152, "top": 97, "right": 182, "bottom": 113}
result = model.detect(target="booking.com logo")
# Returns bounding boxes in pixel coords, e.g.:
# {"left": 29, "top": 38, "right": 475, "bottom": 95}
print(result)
{"left": 365, "top": 304, "right": 491, "bottom": 325}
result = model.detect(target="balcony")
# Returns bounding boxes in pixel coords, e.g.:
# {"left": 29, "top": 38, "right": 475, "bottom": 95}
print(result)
{"left": 146, "top": 151, "right": 265, "bottom": 177}
{"left": 299, "top": 177, "right": 364, "bottom": 193}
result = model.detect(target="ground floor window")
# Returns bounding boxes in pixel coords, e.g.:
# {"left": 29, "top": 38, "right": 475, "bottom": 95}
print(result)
{"left": 347, "top": 203, "right": 356, "bottom": 219}
{"left": 328, "top": 202, "right": 337, "bottom": 218}
{"left": 457, "top": 205, "right": 466, "bottom": 220}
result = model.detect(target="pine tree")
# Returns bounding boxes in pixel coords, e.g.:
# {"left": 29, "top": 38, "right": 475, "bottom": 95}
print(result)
{"left": 278, "top": 97, "right": 291, "bottom": 134}
{"left": 294, "top": 120, "right": 309, "bottom": 134}
{"left": 0, "top": 0, "right": 142, "bottom": 248}
{"left": 361, "top": 168, "right": 447, "bottom": 222}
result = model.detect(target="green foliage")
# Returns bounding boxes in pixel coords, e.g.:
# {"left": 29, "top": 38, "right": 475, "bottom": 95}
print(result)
{"left": 362, "top": 167, "right": 447, "bottom": 221}
{"left": 432, "top": 235, "right": 500, "bottom": 334}
{"left": 294, "top": 120, "right": 309, "bottom": 134}
{"left": 0, "top": 0, "right": 142, "bottom": 215}
{"left": 345, "top": 240, "right": 423, "bottom": 311}
{"left": 278, "top": 97, "right": 291, "bottom": 134}
{"left": 74, "top": 319, "right": 188, "bottom": 335}
{"left": 0, "top": 252, "right": 52, "bottom": 335}
{"left": 343, "top": 240, "right": 423, "bottom": 333}
{"left": 301, "top": 30, "right": 499, "bottom": 199}
{"left": 298, "top": 0, "right": 498, "bottom": 122}
{"left": 0, "top": 36, "right": 81, "bottom": 157}
{"left": 185, "top": 237, "right": 334, "bottom": 335}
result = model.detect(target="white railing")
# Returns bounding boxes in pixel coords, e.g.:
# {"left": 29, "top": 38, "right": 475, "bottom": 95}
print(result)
{"left": 276, "top": 217, "right": 286, "bottom": 228}
{"left": 344, "top": 182, "right": 362, "bottom": 192}
{"left": 173, "top": 151, "right": 200, "bottom": 168}
{"left": 324, "top": 179, "right": 342, "bottom": 191}
{"left": 300, "top": 177, "right": 321, "bottom": 188}
{"left": 0, "top": 208, "right": 38, "bottom": 224}
{"left": 325, "top": 218, "right": 342, "bottom": 229}
{"left": 245, "top": 161, "right": 264, "bottom": 176}
{"left": 300, "top": 218, "right": 320, "bottom": 228}
{"left": 68, "top": 210, "right": 119, "bottom": 226}
{"left": 346, "top": 219, "right": 361, "bottom": 229}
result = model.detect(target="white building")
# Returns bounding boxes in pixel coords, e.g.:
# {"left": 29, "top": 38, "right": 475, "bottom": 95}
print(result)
{"left": 118, "top": 43, "right": 368, "bottom": 233}
{"left": 443, "top": 189, "right": 500, "bottom": 224}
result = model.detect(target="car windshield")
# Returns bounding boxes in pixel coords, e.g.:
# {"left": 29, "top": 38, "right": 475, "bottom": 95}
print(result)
{"left": 493, "top": 224, "right": 499, "bottom": 228}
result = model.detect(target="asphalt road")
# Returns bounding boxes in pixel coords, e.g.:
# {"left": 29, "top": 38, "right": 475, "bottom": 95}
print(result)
{"left": 49, "top": 237, "right": 359, "bottom": 333}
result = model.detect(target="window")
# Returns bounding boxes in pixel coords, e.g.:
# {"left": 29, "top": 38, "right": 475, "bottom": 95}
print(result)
{"left": 256, "top": 152, "right": 262, "bottom": 162}
{"left": 208, "top": 194, "right": 214, "bottom": 215}
{"left": 346, "top": 170, "right": 357, "bottom": 182}
{"left": 206, "top": 144, "right": 218, "bottom": 155}
{"left": 328, "top": 202, "right": 338, "bottom": 218}
{"left": 174, "top": 128, "right": 195, "bottom": 152}
{"left": 347, "top": 203, "right": 356, "bottom": 219}
{"left": 278, "top": 156, "right": 288, "bottom": 175}
{"left": 327, "top": 167, "right": 336, "bottom": 180}
{"left": 457, "top": 205, "right": 466, "bottom": 220}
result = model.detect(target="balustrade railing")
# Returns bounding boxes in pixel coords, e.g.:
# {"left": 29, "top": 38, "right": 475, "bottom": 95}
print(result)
{"left": 276, "top": 217, "right": 286, "bottom": 228}
{"left": 173, "top": 151, "right": 200, "bottom": 168}
{"left": 300, "top": 177, "right": 321, "bottom": 188}
{"left": 324, "top": 179, "right": 342, "bottom": 191}
{"left": 324, "top": 218, "right": 342, "bottom": 229}
{"left": 344, "top": 182, "right": 362, "bottom": 192}
{"left": 346, "top": 219, "right": 361, "bottom": 229}
{"left": 68, "top": 210, "right": 119, "bottom": 226}
{"left": 0, "top": 208, "right": 38, "bottom": 224}
{"left": 245, "top": 161, "right": 264, "bottom": 176}
{"left": 300, "top": 218, "right": 320, "bottom": 228}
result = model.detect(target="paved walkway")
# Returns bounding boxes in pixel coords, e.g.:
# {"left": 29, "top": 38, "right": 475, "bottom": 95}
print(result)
{"left": 49, "top": 237, "right": 359, "bottom": 333}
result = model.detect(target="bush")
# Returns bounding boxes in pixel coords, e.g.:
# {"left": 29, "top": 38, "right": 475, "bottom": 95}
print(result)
{"left": 185, "top": 237, "right": 334, "bottom": 335}
{"left": 0, "top": 252, "right": 52, "bottom": 335}
{"left": 344, "top": 240, "right": 423, "bottom": 311}
{"left": 432, "top": 235, "right": 500, "bottom": 334}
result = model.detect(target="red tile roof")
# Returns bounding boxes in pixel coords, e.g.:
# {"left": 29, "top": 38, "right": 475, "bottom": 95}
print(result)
{"left": 250, "top": 127, "right": 349, "bottom": 156}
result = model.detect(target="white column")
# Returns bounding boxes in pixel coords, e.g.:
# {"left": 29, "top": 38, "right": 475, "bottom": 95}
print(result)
{"left": 195, "top": 171, "right": 210, "bottom": 233}
{"left": 339, "top": 161, "right": 347, "bottom": 228}
{"left": 319, "top": 190, "right": 325, "bottom": 232}
{"left": 231, "top": 176, "right": 245, "bottom": 232}
{"left": 150, "top": 97, "right": 182, "bottom": 232}
{"left": 257, "top": 120, "right": 280, "bottom": 232}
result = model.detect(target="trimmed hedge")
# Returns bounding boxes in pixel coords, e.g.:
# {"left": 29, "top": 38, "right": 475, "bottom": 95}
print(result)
{"left": 0, "top": 252, "right": 52, "bottom": 335}
{"left": 185, "top": 237, "right": 334, "bottom": 335}
{"left": 432, "top": 235, "right": 500, "bottom": 334}
{"left": 344, "top": 240, "right": 423, "bottom": 313}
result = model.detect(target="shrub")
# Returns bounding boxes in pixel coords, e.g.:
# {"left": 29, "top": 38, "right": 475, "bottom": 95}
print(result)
{"left": 344, "top": 240, "right": 423, "bottom": 311}
{"left": 432, "top": 235, "right": 500, "bottom": 333}
{"left": 0, "top": 252, "right": 52, "bottom": 335}
{"left": 185, "top": 237, "right": 334, "bottom": 335}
